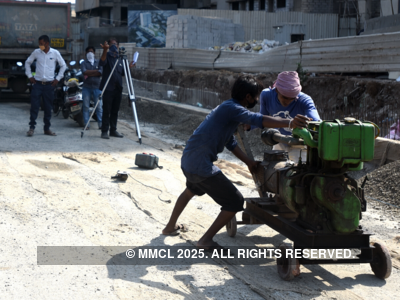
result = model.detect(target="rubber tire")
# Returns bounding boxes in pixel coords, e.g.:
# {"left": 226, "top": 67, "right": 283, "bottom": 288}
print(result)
{"left": 370, "top": 242, "right": 392, "bottom": 279}
{"left": 53, "top": 99, "right": 60, "bottom": 114}
{"left": 62, "top": 108, "right": 69, "bottom": 119}
{"left": 226, "top": 215, "right": 237, "bottom": 237}
{"left": 276, "top": 243, "right": 301, "bottom": 281}
{"left": 76, "top": 112, "right": 84, "bottom": 127}
{"left": 10, "top": 77, "right": 28, "bottom": 93}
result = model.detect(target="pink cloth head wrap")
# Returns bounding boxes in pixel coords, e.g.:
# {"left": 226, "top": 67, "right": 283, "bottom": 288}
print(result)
{"left": 273, "top": 71, "right": 302, "bottom": 98}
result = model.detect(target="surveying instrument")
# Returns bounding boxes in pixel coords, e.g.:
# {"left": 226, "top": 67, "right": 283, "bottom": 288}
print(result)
{"left": 81, "top": 46, "right": 142, "bottom": 144}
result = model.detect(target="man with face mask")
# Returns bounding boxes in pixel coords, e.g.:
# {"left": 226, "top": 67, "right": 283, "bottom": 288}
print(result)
{"left": 80, "top": 46, "right": 103, "bottom": 130}
{"left": 162, "top": 75, "right": 311, "bottom": 251}
{"left": 98, "top": 38, "right": 135, "bottom": 139}
{"left": 25, "top": 35, "right": 66, "bottom": 137}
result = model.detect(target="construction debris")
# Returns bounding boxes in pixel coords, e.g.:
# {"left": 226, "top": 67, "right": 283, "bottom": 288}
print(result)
{"left": 209, "top": 39, "right": 282, "bottom": 53}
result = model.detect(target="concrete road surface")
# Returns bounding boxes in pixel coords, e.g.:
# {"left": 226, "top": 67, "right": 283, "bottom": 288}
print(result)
{"left": 0, "top": 102, "right": 399, "bottom": 299}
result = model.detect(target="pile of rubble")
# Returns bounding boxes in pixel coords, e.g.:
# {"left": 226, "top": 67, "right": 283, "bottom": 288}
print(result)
{"left": 209, "top": 39, "right": 283, "bottom": 53}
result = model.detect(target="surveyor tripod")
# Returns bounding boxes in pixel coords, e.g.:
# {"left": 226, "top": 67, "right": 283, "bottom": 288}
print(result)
{"left": 81, "top": 47, "right": 142, "bottom": 144}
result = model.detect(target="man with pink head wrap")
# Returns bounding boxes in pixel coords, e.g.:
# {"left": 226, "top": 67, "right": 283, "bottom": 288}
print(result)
{"left": 273, "top": 71, "right": 303, "bottom": 100}
{"left": 248, "top": 71, "right": 320, "bottom": 162}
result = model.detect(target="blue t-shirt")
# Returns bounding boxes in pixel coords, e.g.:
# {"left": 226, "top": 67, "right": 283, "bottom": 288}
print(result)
{"left": 181, "top": 98, "right": 263, "bottom": 180}
{"left": 255, "top": 88, "right": 320, "bottom": 135}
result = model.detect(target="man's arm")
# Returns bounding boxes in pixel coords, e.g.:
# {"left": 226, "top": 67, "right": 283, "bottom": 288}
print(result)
{"left": 224, "top": 135, "right": 258, "bottom": 174}
{"left": 55, "top": 52, "right": 67, "bottom": 85}
{"left": 231, "top": 145, "right": 259, "bottom": 174}
{"left": 99, "top": 41, "right": 109, "bottom": 65}
{"left": 25, "top": 51, "right": 36, "bottom": 84}
{"left": 232, "top": 103, "right": 310, "bottom": 131}
{"left": 81, "top": 61, "right": 101, "bottom": 77}
{"left": 83, "top": 70, "right": 102, "bottom": 77}
{"left": 261, "top": 114, "right": 309, "bottom": 130}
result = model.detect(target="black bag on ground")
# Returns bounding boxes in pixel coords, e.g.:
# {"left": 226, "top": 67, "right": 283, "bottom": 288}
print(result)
{"left": 135, "top": 153, "right": 163, "bottom": 169}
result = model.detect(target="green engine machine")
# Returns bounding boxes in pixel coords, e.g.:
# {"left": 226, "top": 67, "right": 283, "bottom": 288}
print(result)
{"left": 228, "top": 118, "right": 392, "bottom": 281}
{"left": 260, "top": 118, "right": 377, "bottom": 234}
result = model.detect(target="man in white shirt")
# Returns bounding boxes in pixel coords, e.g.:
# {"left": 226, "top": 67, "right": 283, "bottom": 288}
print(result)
{"left": 25, "top": 35, "right": 67, "bottom": 136}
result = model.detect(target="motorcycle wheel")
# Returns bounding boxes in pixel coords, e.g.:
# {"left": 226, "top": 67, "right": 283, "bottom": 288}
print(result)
{"left": 76, "top": 112, "right": 85, "bottom": 127}
{"left": 62, "top": 108, "right": 69, "bottom": 119}
{"left": 53, "top": 99, "right": 60, "bottom": 114}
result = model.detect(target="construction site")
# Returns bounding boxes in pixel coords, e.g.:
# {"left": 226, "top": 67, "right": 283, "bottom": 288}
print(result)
{"left": 0, "top": 0, "right": 400, "bottom": 299}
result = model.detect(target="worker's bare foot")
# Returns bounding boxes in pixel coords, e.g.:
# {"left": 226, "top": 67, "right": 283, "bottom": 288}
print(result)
{"left": 162, "top": 224, "right": 188, "bottom": 236}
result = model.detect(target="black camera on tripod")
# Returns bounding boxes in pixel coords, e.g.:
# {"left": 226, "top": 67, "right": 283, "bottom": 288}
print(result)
{"left": 119, "top": 47, "right": 127, "bottom": 57}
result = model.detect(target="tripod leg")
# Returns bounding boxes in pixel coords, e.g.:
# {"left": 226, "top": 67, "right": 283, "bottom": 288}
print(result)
{"left": 122, "top": 58, "right": 142, "bottom": 144}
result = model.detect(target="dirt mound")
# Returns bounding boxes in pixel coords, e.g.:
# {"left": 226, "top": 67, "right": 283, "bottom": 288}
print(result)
{"left": 365, "top": 161, "right": 400, "bottom": 212}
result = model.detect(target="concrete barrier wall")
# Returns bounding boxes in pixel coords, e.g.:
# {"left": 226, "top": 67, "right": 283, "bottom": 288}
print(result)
{"left": 301, "top": 32, "right": 400, "bottom": 73}
{"left": 172, "top": 49, "right": 220, "bottom": 70}
{"left": 121, "top": 31, "right": 400, "bottom": 74}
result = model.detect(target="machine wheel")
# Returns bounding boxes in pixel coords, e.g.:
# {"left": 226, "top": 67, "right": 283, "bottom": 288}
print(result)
{"left": 226, "top": 215, "right": 237, "bottom": 237}
{"left": 370, "top": 242, "right": 392, "bottom": 279}
{"left": 276, "top": 243, "right": 300, "bottom": 281}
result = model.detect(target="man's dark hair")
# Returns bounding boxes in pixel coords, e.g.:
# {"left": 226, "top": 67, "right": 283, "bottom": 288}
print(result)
{"left": 231, "top": 75, "right": 264, "bottom": 101}
{"left": 86, "top": 46, "right": 95, "bottom": 53}
{"left": 38, "top": 35, "right": 50, "bottom": 43}
{"left": 108, "top": 37, "right": 119, "bottom": 45}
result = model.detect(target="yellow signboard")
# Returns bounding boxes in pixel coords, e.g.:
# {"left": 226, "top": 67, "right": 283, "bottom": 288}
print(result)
{"left": 0, "top": 77, "right": 8, "bottom": 88}
{"left": 51, "top": 38, "right": 64, "bottom": 48}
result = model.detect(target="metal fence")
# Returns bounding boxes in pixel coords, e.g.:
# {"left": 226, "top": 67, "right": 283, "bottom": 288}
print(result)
{"left": 122, "top": 30, "right": 400, "bottom": 74}
{"left": 300, "top": 32, "right": 400, "bottom": 73}
{"left": 178, "top": 9, "right": 339, "bottom": 41}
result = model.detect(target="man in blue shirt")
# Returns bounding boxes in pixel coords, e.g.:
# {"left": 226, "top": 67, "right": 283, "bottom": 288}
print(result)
{"left": 162, "top": 75, "right": 311, "bottom": 251}
{"left": 81, "top": 46, "right": 103, "bottom": 130}
{"left": 248, "top": 71, "right": 320, "bottom": 161}
{"left": 98, "top": 38, "right": 135, "bottom": 139}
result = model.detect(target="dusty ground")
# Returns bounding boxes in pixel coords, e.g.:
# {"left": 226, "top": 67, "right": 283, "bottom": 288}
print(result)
{"left": 1, "top": 97, "right": 399, "bottom": 299}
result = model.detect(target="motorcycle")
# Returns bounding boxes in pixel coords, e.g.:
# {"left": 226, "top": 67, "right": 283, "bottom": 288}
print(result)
{"left": 54, "top": 60, "right": 97, "bottom": 127}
